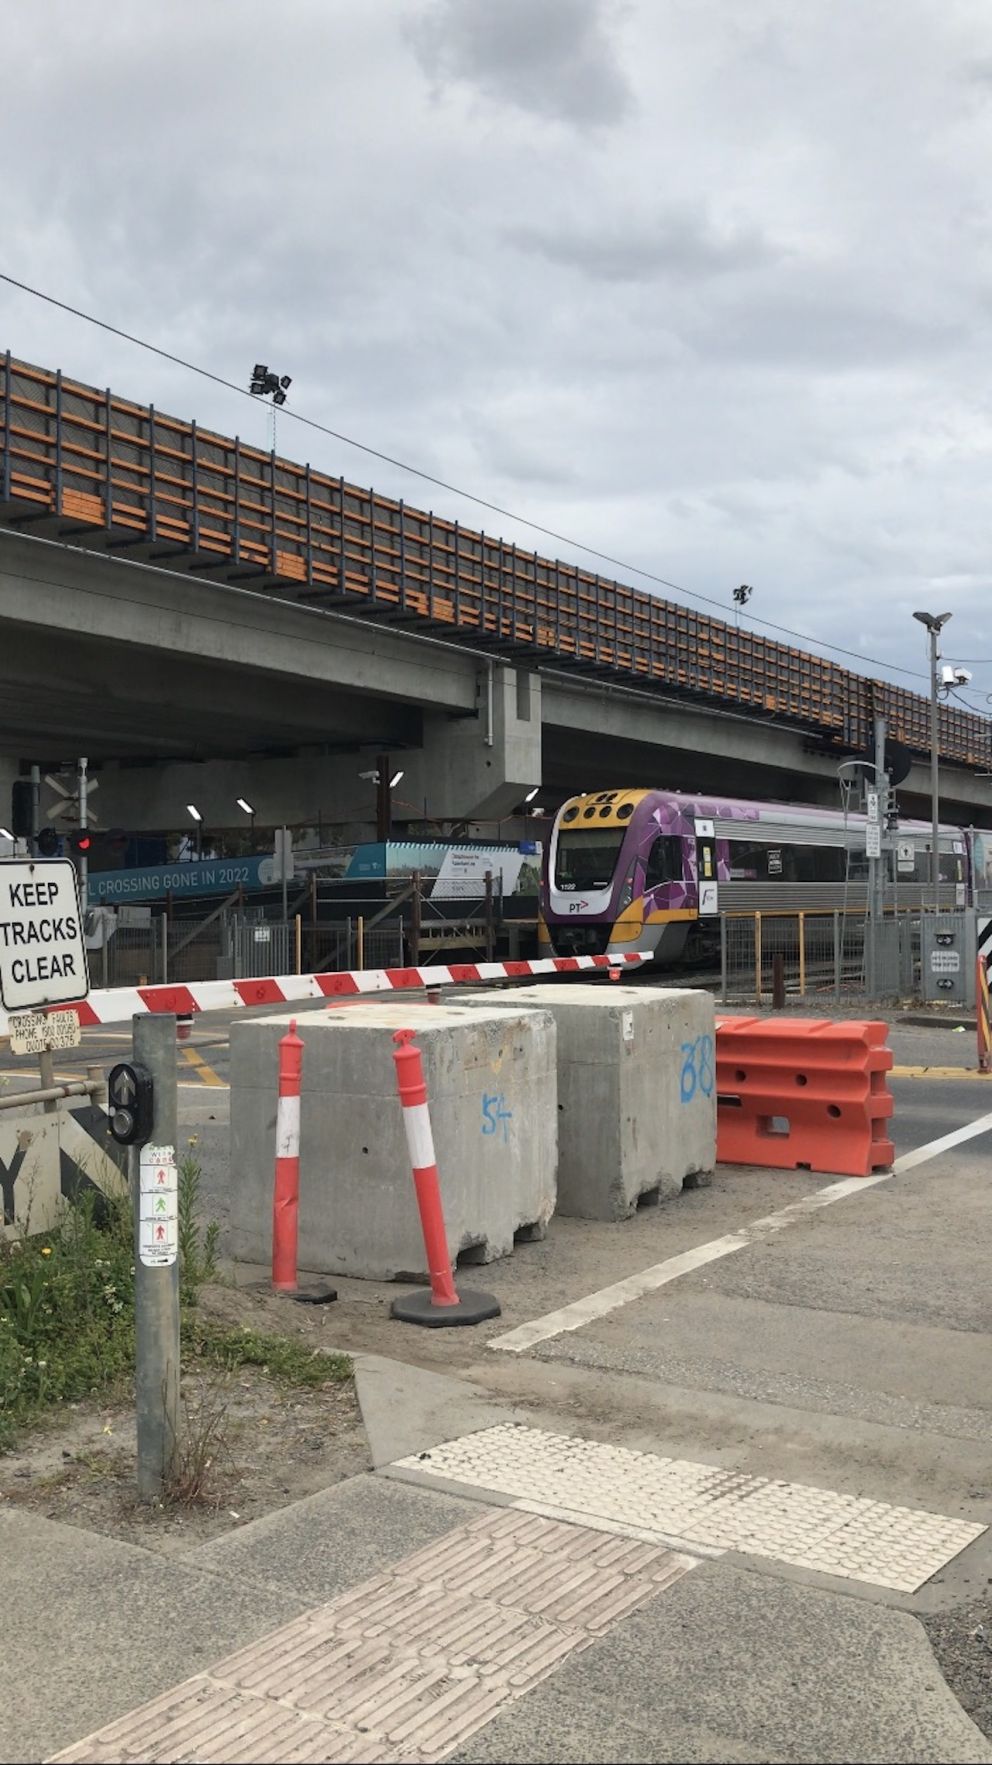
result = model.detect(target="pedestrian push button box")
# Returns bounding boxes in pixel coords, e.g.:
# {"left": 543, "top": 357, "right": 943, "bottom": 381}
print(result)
{"left": 107, "top": 1061, "right": 154, "bottom": 1146}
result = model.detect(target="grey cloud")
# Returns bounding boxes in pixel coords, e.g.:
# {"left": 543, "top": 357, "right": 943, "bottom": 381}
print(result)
{"left": 688, "top": 293, "right": 965, "bottom": 369}
{"left": 508, "top": 210, "right": 782, "bottom": 284}
{"left": 5, "top": 0, "right": 992, "bottom": 688}
{"left": 406, "top": 0, "right": 633, "bottom": 127}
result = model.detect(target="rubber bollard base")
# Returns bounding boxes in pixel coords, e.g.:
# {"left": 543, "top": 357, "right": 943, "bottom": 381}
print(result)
{"left": 390, "top": 1287, "right": 501, "bottom": 1328}
{"left": 277, "top": 1284, "right": 338, "bottom": 1306}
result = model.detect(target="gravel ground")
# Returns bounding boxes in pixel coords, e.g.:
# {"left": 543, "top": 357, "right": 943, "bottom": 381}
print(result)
{"left": 923, "top": 1601, "right": 992, "bottom": 1745}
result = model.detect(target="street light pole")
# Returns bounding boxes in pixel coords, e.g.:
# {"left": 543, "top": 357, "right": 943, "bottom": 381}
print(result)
{"left": 913, "top": 610, "right": 952, "bottom": 912}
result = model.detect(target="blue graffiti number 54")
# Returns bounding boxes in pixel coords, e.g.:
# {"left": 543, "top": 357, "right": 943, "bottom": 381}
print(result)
{"left": 680, "top": 1035, "right": 714, "bottom": 1103}
{"left": 482, "top": 1093, "right": 513, "bottom": 1143}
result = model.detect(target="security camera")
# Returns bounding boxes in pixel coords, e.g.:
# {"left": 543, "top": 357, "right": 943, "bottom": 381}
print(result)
{"left": 941, "top": 665, "right": 972, "bottom": 687}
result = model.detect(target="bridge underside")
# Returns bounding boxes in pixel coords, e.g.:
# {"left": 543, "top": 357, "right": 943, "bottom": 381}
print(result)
{"left": 0, "top": 533, "right": 988, "bottom": 836}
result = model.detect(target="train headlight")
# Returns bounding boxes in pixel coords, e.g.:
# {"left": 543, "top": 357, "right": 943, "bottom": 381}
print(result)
{"left": 618, "top": 869, "right": 636, "bottom": 912}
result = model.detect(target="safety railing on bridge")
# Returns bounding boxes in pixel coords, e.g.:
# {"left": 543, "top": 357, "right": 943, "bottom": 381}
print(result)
{"left": 3, "top": 353, "right": 991, "bottom": 768}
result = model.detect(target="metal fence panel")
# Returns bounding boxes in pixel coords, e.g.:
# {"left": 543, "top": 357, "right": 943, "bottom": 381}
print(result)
{"left": 720, "top": 909, "right": 931, "bottom": 1006}
{"left": 99, "top": 918, "right": 166, "bottom": 988}
{"left": 229, "top": 920, "right": 294, "bottom": 978}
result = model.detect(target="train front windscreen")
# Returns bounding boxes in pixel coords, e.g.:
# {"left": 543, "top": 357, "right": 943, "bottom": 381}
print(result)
{"left": 553, "top": 826, "right": 626, "bottom": 893}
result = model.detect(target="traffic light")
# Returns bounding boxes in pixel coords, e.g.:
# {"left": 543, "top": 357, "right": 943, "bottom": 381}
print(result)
{"left": 10, "top": 778, "right": 33, "bottom": 840}
{"left": 37, "top": 828, "right": 59, "bottom": 857}
{"left": 68, "top": 830, "right": 92, "bottom": 855}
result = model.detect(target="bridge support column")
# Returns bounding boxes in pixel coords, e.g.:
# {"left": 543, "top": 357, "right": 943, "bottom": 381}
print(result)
{"left": 405, "top": 665, "right": 542, "bottom": 823}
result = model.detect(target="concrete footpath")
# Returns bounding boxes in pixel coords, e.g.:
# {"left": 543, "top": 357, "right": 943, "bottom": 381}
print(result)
{"left": 2, "top": 1350, "right": 989, "bottom": 1765}
{"left": 5, "top": 1019, "right": 992, "bottom": 1763}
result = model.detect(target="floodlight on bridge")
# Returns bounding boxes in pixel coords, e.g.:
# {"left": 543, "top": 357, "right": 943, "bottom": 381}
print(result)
{"left": 249, "top": 364, "right": 291, "bottom": 405}
{"left": 236, "top": 797, "right": 255, "bottom": 817}
{"left": 389, "top": 770, "right": 404, "bottom": 788}
{"left": 524, "top": 786, "right": 540, "bottom": 803}
{"left": 186, "top": 804, "right": 202, "bottom": 823}
{"left": 0, "top": 826, "right": 12, "bottom": 841}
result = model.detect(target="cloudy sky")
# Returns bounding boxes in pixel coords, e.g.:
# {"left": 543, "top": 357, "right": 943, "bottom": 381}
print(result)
{"left": 3, "top": 0, "right": 992, "bottom": 702}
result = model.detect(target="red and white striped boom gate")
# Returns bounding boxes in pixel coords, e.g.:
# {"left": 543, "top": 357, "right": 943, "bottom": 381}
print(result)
{"left": 2, "top": 953, "right": 650, "bottom": 1037}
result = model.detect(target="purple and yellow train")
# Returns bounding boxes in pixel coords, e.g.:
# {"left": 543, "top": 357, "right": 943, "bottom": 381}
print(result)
{"left": 540, "top": 788, "right": 973, "bottom": 964}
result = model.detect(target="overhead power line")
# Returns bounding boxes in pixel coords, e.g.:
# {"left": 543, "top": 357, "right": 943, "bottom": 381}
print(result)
{"left": 0, "top": 268, "right": 932, "bottom": 684}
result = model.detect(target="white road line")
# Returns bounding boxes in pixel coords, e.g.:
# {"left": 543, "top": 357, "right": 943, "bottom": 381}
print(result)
{"left": 490, "top": 1113, "right": 992, "bottom": 1355}
{"left": 891, "top": 1110, "right": 992, "bottom": 1172}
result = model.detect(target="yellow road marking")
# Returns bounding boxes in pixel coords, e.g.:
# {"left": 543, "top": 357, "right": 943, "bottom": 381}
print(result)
{"left": 891, "top": 1065, "right": 989, "bottom": 1080}
{"left": 179, "top": 1045, "right": 226, "bottom": 1087}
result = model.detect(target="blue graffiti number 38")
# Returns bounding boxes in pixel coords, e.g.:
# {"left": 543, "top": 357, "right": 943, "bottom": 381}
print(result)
{"left": 680, "top": 1035, "right": 714, "bottom": 1103}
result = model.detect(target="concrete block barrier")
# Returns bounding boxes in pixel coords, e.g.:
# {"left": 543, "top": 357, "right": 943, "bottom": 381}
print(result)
{"left": 230, "top": 1002, "right": 558, "bottom": 1279}
{"left": 458, "top": 983, "right": 716, "bottom": 1219}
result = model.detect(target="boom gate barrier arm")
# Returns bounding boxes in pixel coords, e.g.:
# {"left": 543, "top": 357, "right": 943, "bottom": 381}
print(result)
{"left": 7, "top": 953, "right": 652, "bottom": 1038}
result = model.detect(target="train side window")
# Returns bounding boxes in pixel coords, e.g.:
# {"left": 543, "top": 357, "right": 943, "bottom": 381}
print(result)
{"left": 727, "top": 838, "right": 847, "bottom": 882}
{"left": 645, "top": 836, "right": 684, "bottom": 889}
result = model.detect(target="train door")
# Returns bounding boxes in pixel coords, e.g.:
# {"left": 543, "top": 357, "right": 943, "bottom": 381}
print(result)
{"left": 695, "top": 818, "right": 718, "bottom": 916}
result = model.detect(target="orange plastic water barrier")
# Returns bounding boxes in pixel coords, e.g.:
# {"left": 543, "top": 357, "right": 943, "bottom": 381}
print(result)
{"left": 714, "top": 1016, "right": 894, "bottom": 1178}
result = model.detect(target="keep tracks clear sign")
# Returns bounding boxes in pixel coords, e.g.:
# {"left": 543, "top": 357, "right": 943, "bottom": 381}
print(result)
{"left": 0, "top": 859, "right": 90, "bottom": 1011}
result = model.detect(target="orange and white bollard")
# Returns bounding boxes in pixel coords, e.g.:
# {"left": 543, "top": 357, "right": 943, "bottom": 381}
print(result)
{"left": 273, "top": 1020, "right": 303, "bottom": 1291}
{"left": 978, "top": 956, "right": 991, "bottom": 1074}
{"left": 389, "top": 1028, "right": 500, "bottom": 1328}
{"left": 272, "top": 1020, "right": 336, "bottom": 1304}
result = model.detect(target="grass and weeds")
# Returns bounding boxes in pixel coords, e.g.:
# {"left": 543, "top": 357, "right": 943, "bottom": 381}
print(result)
{"left": 0, "top": 1191, "right": 135, "bottom": 1450}
{"left": 0, "top": 1145, "right": 351, "bottom": 1460}
{"left": 185, "top": 1319, "right": 351, "bottom": 1387}
{"left": 177, "top": 1143, "right": 220, "bottom": 1307}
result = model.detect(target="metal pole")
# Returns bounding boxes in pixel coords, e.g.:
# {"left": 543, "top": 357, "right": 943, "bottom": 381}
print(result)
{"left": 30, "top": 762, "right": 40, "bottom": 855}
{"left": 798, "top": 911, "right": 806, "bottom": 997}
{"left": 868, "top": 714, "right": 886, "bottom": 1001}
{"left": 410, "top": 870, "right": 422, "bottom": 967}
{"left": 0, "top": 1079, "right": 103, "bottom": 1112}
{"left": 376, "top": 755, "right": 391, "bottom": 843}
{"left": 78, "top": 755, "right": 88, "bottom": 907}
{"left": 86, "top": 1062, "right": 108, "bottom": 1112}
{"left": 484, "top": 870, "right": 495, "bottom": 963}
{"left": 928, "top": 627, "right": 939, "bottom": 910}
{"left": 38, "top": 1048, "right": 58, "bottom": 1115}
{"left": 132, "top": 1012, "right": 180, "bottom": 1502}
{"left": 719, "top": 913, "right": 727, "bottom": 1003}
{"left": 281, "top": 825, "right": 289, "bottom": 925}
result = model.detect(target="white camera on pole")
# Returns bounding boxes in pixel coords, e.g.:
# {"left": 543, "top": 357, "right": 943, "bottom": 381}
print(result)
{"left": 941, "top": 664, "right": 972, "bottom": 688}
